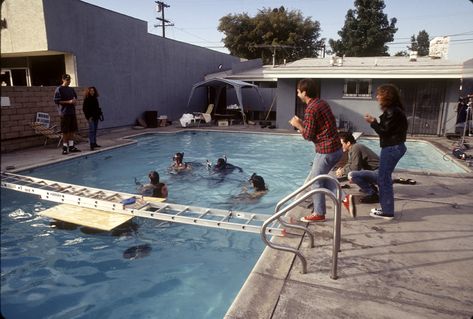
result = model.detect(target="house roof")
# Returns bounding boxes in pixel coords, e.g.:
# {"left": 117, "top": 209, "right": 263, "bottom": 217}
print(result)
{"left": 218, "top": 56, "right": 465, "bottom": 80}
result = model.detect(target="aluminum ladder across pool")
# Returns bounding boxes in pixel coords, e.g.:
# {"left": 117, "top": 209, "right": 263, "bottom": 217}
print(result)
{"left": 0, "top": 172, "right": 285, "bottom": 236}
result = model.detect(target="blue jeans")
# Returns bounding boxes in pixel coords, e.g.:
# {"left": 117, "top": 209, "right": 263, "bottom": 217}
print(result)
{"left": 378, "top": 143, "right": 407, "bottom": 215}
{"left": 88, "top": 118, "right": 98, "bottom": 145}
{"left": 308, "top": 149, "right": 343, "bottom": 215}
{"left": 349, "top": 170, "right": 378, "bottom": 195}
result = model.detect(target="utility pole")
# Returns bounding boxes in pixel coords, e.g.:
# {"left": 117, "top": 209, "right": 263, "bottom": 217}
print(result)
{"left": 154, "top": 1, "right": 174, "bottom": 38}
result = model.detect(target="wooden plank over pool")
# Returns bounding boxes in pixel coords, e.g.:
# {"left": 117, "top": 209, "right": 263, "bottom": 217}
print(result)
{"left": 39, "top": 204, "right": 133, "bottom": 231}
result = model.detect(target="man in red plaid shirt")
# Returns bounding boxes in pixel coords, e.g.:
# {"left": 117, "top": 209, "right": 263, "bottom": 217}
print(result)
{"left": 289, "top": 79, "right": 349, "bottom": 222}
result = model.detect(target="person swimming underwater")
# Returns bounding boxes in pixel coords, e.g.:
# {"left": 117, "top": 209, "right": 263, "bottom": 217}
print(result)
{"left": 170, "top": 152, "right": 191, "bottom": 172}
{"left": 211, "top": 155, "right": 243, "bottom": 173}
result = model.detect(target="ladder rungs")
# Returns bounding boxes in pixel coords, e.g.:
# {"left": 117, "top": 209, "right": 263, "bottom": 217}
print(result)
{"left": 1, "top": 172, "right": 287, "bottom": 236}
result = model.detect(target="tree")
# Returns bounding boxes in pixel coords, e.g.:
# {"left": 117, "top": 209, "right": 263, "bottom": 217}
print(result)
{"left": 218, "top": 6, "right": 323, "bottom": 64}
{"left": 329, "top": 0, "right": 397, "bottom": 57}
{"left": 408, "top": 30, "right": 430, "bottom": 56}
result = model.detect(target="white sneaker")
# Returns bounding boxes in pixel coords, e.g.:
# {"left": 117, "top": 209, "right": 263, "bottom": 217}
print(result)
{"left": 369, "top": 208, "right": 394, "bottom": 220}
{"left": 371, "top": 208, "right": 381, "bottom": 214}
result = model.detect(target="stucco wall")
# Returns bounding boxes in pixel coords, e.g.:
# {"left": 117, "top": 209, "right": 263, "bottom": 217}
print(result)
{"left": 39, "top": 0, "right": 240, "bottom": 128}
{"left": 0, "top": 0, "right": 48, "bottom": 54}
{"left": 275, "top": 79, "right": 297, "bottom": 130}
{"left": 275, "top": 78, "right": 460, "bottom": 135}
{"left": 321, "top": 79, "right": 383, "bottom": 134}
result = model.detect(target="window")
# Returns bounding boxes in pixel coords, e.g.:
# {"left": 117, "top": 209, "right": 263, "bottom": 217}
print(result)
{"left": 1, "top": 68, "right": 30, "bottom": 86}
{"left": 344, "top": 79, "right": 372, "bottom": 97}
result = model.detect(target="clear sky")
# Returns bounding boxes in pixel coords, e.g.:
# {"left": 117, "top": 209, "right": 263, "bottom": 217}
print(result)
{"left": 82, "top": 0, "right": 473, "bottom": 62}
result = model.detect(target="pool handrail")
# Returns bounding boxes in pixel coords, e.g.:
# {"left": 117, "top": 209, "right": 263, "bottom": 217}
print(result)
{"left": 260, "top": 174, "right": 342, "bottom": 278}
{"left": 274, "top": 174, "right": 342, "bottom": 248}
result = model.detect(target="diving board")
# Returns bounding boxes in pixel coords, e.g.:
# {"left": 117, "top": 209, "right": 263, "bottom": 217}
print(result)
{"left": 1, "top": 172, "right": 285, "bottom": 236}
{"left": 40, "top": 204, "right": 133, "bottom": 231}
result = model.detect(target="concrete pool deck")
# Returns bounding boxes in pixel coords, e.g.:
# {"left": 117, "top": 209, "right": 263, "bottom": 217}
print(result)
{"left": 2, "top": 125, "right": 473, "bottom": 319}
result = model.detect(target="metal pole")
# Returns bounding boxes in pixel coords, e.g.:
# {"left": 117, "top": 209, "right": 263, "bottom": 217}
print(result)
{"left": 460, "top": 105, "right": 472, "bottom": 148}
{"left": 161, "top": 4, "right": 165, "bottom": 38}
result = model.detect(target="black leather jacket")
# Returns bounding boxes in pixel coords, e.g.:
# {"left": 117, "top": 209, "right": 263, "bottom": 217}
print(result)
{"left": 371, "top": 106, "right": 408, "bottom": 148}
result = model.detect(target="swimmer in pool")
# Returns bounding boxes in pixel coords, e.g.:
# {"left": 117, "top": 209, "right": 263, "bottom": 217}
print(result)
{"left": 211, "top": 156, "right": 243, "bottom": 173}
{"left": 170, "top": 152, "right": 191, "bottom": 172}
{"left": 233, "top": 173, "right": 268, "bottom": 201}
{"left": 135, "top": 171, "right": 168, "bottom": 198}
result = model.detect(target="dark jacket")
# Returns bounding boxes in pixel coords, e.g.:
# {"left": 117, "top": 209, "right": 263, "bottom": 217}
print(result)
{"left": 342, "top": 143, "right": 380, "bottom": 175}
{"left": 82, "top": 96, "right": 102, "bottom": 121}
{"left": 371, "top": 106, "right": 408, "bottom": 148}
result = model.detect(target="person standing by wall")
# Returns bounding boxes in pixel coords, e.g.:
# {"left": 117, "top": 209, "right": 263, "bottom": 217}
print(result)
{"left": 289, "top": 79, "right": 343, "bottom": 222}
{"left": 365, "top": 84, "right": 408, "bottom": 220}
{"left": 53, "top": 74, "right": 80, "bottom": 155}
{"left": 83, "top": 86, "right": 103, "bottom": 151}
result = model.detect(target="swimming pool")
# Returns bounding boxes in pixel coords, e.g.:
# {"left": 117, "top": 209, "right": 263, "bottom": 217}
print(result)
{"left": 0, "top": 131, "right": 465, "bottom": 319}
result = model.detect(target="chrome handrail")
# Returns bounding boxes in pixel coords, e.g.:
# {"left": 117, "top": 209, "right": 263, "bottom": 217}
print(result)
{"left": 273, "top": 175, "right": 342, "bottom": 247}
{"left": 275, "top": 174, "right": 341, "bottom": 213}
{"left": 261, "top": 175, "right": 342, "bottom": 278}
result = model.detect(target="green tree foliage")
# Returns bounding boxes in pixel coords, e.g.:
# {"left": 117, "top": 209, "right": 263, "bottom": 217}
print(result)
{"left": 408, "top": 30, "right": 430, "bottom": 56}
{"left": 329, "top": 0, "right": 397, "bottom": 57}
{"left": 218, "top": 6, "right": 323, "bottom": 64}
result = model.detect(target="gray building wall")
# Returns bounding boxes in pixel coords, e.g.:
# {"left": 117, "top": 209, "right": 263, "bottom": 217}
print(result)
{"left": 276, "top": 79, "right": 297, "bottom": 130}
{"left": 321, "top": 79, "right": 382, "bottom": 134}
{"left": 275, "top": 78, "right": 460, "bottom": 135}
{"left": 41, "top": 0, "right": 240, "bottom": 128}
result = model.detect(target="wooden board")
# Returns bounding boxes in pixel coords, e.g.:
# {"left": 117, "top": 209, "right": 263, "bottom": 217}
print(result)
{"left": 39, "top": 204, "right": 133, "bottom": 231}
{"left": 143, "top": 196, "right": 166, "bottom": 203}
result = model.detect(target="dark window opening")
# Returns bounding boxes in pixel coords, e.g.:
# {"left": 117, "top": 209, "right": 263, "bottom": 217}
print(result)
{"left": 1, "top": 69, "right": 28, "bottom": 86}
{"left": 1, "top": 55, "right": 66, "bottom": 86}
{"left": 344, "top": 79, "right": 372, "bottom": 97}
{"left": 29, "top": 55, "right": 66, "bottom": 86}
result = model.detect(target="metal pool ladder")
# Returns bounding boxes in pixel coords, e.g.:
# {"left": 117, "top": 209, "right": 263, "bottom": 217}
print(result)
{"left": 260, "top": 174, "right": 342, "bottom": 279}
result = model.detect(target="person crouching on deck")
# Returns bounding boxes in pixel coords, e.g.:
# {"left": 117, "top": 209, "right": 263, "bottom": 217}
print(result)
{"left": 289, "top": 79, "right": 342, "bottom": 223}
{"left": 336, "top": 132, "right": 380, "bottom": 204}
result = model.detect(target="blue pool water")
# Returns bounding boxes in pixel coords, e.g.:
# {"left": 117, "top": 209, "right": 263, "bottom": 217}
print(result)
{"left": 0, "top": 131, "right": 465, "bottom": 319}
{"left": 359, "top": 138, "right": 467, "bottom": 174}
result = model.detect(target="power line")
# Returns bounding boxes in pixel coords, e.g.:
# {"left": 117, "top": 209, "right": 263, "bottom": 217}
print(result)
{"left": 154, "top": 1, "right": 174, "bottom": 38}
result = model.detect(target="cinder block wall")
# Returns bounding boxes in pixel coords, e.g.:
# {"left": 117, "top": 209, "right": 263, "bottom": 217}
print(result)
{"left": 1, "top": 86, "right": 88, "bottom": 152}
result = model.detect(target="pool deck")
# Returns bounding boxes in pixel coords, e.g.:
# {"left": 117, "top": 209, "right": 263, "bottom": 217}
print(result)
{"left": 2, "top": 125, "right": 473, "bottom": 319}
